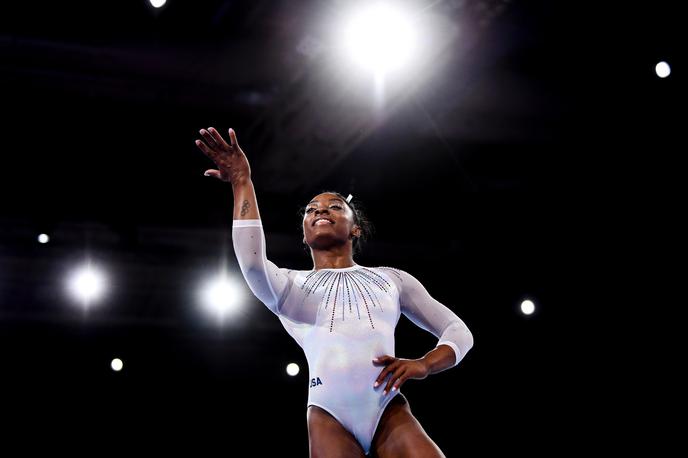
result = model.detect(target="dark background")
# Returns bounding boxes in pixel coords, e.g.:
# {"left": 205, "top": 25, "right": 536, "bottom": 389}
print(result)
{"left": 0, "top": 0, "right": 682, "bottom": 454}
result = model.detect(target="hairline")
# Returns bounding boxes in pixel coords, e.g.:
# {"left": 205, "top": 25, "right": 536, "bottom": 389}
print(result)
{"left": 307, "top": 194, "right": 347, "bottom": 206}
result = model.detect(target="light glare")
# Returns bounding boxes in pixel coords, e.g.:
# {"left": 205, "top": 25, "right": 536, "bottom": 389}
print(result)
{"left": 111, "top": 358, "right": 123, "bottom": 372}
{"left": 286, "top": 363, "right": 300, "bottom": 376}
{"left": 67, "top": 264, "right": 107, "bottom": 306}
{"left": 200, "top": 273, "right": 244, "bottom": 321}
{"left": 342, "top": 3, "right": 417, "bottom": 74}
{"left": 655, "top": 61, "right": 671, "bottom": 78}
{"left": 520, "top": 300, "right": 535, "bottom": 315}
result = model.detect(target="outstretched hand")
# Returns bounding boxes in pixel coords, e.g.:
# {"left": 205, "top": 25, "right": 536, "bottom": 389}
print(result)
{"left": 373, "top": 355, "right": 430, "bottom": 394}
{"left": 195, "top": 127, "right": 251, "bottom": 183}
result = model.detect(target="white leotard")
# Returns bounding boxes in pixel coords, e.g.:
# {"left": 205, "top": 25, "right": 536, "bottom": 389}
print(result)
{"left": 232, "top": 219, "right": 473, "bottom": 454}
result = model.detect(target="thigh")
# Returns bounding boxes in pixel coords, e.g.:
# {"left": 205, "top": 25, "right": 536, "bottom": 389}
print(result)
{"left": 370, "top": 394, "right": 446, "bottom": 458}
{"left": 307, "top": 405, "right": 367, "bottom": 458}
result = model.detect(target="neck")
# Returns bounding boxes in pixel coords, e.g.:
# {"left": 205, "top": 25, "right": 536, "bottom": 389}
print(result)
{"left": 311, "top": 247, "right": 357, "bottom": 270}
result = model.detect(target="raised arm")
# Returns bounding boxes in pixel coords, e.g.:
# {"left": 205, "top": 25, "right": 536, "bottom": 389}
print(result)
{"left": 194, "top": 127, "right": 258, "bottom": 220}
{"left": 231, "top": 214, "right": 291, "bottom": 315}
{"left": 195, "top": 127, "right": 290, "bottom": 315}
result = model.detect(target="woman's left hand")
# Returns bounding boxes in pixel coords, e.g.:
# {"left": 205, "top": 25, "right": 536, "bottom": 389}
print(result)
{"left": 373, "top": 355, "right": 430, "bottom": 394}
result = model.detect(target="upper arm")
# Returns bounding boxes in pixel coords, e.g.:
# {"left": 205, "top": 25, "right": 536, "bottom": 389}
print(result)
{"left": 231, "top": 219, "right": 291, "bottom": 314}
{"left": 397, "top": 269, "right": 460, "bottom": 337}
{"left": 396, "top": 268, "right": 474, "bottom": 366}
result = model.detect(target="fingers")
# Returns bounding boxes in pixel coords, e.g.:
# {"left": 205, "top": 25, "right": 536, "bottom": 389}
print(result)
{"left": 373, "top": 355, "right": 395, "bottom": 366}
{"left": 372, "top": 355, "right": 395, "bottom": 388}
{"left": 373, "top": 355, "right": 412, "bottom": 394}
{"left": 204, "top": 169, "right": 222, "bottom": 180}
{"left": 195, "top": 127, "right": 239, "bottom": 181}
{"left": 386, "top": 368, "right": 408, "bottom": 394}
{"left": 228, "top": 128, "right": 239, "bottom": 148}
{"left": 208, "top": 127, "right": 231, "bottom": 150}
{"left": 199, "top": 129, "right": 218, "bottom": 149}
{"left": 195, "top": 139, "right": 218, "bottom": 161}
{"left": 374, "top": 358, "right": 398, "bottom": 391}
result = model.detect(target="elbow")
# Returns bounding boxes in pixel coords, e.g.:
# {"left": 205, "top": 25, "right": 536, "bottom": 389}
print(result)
{"left": 452, "top": 320, "right": 475, "bottom": 361}
{"left": 242, "top": 266, "right": 281, "bottom": 315}
{"left": 457, "top": 319, "right": 474, "bottom": 353}
{"left": 464, "top": 327, "right": 474, "bottom": 354}
{"left": 234, "top": 247, "right": 264, "bottom": 281}
{"left": 240, "top": 262, "right": 262, "bottom": 279}
{"left": 438, "top": 321, "right": 474, "bottom": 367}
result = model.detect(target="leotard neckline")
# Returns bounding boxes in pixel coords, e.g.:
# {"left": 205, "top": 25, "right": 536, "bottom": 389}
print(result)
{"left": 311, "top": 264, "right": 364, "bottom": 272}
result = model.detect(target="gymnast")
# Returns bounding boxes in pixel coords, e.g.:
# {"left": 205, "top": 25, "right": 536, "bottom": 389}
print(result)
{"left": 195, "top": 126, "right": 474, "bottom": 457}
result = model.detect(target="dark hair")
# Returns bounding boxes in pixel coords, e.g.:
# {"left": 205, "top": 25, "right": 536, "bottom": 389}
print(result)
{"left": 298, "top": 190, "right": 374, "bottom": 257}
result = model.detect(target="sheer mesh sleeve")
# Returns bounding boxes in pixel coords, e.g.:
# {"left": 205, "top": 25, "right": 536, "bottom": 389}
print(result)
{"left": 386, "top": 267, "right": 474, "bottom": 368}
{"left": 231, "top": 219, "right": 291, "bottom": 315}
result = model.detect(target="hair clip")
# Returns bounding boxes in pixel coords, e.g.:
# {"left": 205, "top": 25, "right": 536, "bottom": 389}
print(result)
{"left": 346, "top": 194, "right": 353, "bottom": 203}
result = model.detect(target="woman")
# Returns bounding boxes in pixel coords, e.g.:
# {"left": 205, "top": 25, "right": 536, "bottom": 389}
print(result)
{"left": 195, "top": 127, "right": 474, "bottom": 457}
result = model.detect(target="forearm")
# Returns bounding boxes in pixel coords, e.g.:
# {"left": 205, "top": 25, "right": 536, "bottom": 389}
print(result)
{"left": 231, "top": 213, "right": 290, "bottom": 315}
{"left": 420, "top": 344, "right": 457, "bottom": 375}
{"left": 232, "top": 178, "right": 261, "bottom": 220}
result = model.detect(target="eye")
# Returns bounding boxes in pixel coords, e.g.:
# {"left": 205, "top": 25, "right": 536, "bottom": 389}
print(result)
{"left": 331, "top": 205, "right": 342, "bottom": 210}
{"left": 306, "top": 208, "right": 315, "bottom": 213}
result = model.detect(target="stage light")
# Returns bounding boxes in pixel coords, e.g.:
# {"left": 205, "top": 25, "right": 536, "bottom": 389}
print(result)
{"left": 67, "top": 263, "right": 108, "bottom": 307}
{"left": 520, "top": 300, "right": 535, "bottom": 315}
{"left": 199, "top": 273, "right": 245, "bottom": 322}
{"left": 111, "top": 358, "right": 123, "bottom": 372}
{"left": 38, "top": 233, "right": 49, "bottom": 244}
{"left": 340, "top": 2, "right": 417, "bottom": 75}
{"left": 286, "top": 363, "right": 300, "bottom": 376}
{"left": 150, "top": 0, "right": 167, "bottom": 8}
{"left": 655, "top": 61, "right": 671, "bottom": 78}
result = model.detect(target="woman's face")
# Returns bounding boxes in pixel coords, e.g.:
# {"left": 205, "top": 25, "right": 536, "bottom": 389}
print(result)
{"left": 302, "top": 193, "right": 360, "bottom": 250}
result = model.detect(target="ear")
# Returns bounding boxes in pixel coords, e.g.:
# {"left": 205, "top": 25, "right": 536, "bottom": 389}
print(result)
{"left": 351, "top": 225, "right": 361, "bottom": 239}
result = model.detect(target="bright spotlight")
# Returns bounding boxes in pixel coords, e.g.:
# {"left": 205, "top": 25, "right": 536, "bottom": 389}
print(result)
{"left": 341, "top": 3, "right": 417, "bottom": 74}
{"left": 38, "top": 233, "right": 50, "bottom": 244}
{"left": 199, "top": 273, "right": 244, "bottom": 321}
{"left": 111, "top": 358, "right": 123, "bottom": 372}
{"left": 520, "top": 300, "right": 535, "bottom": 315}
{"left": 655, "top": 61, "right": 671, "bottom": 78}
{"left": 286, "top": 363, "right": 300, "bottom": 376}
{"left": 67, "top": 263, "right": 107, "bottom": 306}
{"left": 150, "top": 0, "right": 167, "bottom": 8}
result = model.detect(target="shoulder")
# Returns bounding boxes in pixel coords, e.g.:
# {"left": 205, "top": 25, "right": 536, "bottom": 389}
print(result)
{"left": 375, "top": 266, "right": 404, "bottom": 279}
{"left": 376, "top": 266, "right": 419, "bottom": 283}
{"left": 374, "top": 266, "right": 430, "bottom": 296}
{"left": 278, "top": 267, "right": 306, "bottom": 276}
{"left": 373, "top": 266, "right": 418, "bottom": 291}
{"left": 277, "top": 267, "right": 316, "bottom": 281}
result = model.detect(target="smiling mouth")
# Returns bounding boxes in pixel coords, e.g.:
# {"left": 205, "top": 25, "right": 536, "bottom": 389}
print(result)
{"left": 313, "top": 218, "right": 334, "bottom": 226}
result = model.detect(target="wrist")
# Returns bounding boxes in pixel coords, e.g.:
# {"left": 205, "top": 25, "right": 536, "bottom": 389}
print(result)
{"left": 231, "top": 175, "right": 252, "bottom": 188}
{"left": 418, "top": 357, "right": 432, "bottom": 375}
